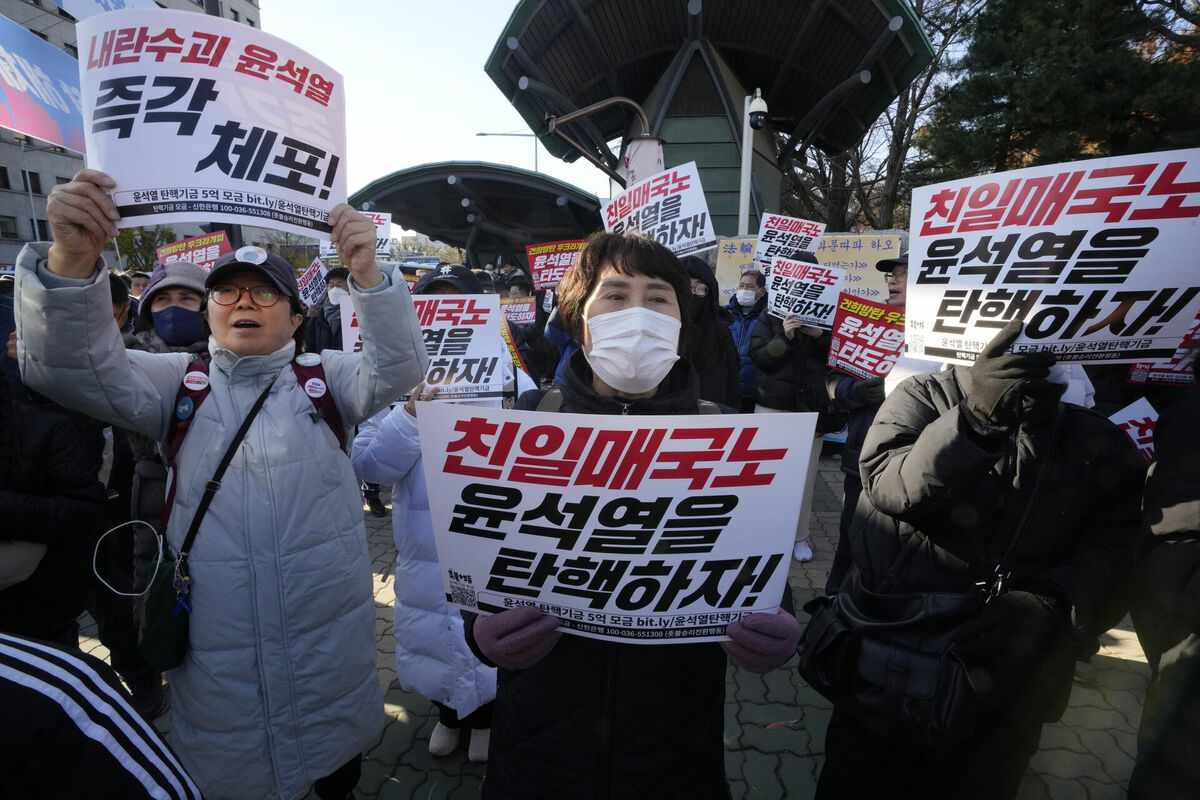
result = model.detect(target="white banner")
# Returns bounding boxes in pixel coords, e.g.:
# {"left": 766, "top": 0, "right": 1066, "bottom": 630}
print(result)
{"left": 410, "top": 294, "right": 507, "bottom": 400}
{"left": 907, "top": 149, "right": 1200, "bottom": 364}
{"left": 320, "top": 210, "right": 390, "bottom": 259}
{"left": 765, "top": 256, "right": 846, "bottom": 327}
{"left": 296, "top": 256, "right": 327, "bottom": 308}
{"left": 753, "top": 213, "right": 825, "bottom": 271}
{"left": 1108, "top": 397, "right": 1157, "bottom": 461}
{"left": 603, "top": 161, "right": 716, "bottom": 256}
{"left": 78, "top": 8, "right": 346, "bottom": 238}
{"left": 419, "top": 404, "right": 816, "bottom": 644}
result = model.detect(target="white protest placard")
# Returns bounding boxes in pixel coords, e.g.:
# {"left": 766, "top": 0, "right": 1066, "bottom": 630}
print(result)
{"left": 603, "top": 161, "right": 716, "bottom": 256}
{"left": 78, "top": 8, "right": 346, "bottom": 238}
{"left": 765, "top": 257, "right": 846, "bottom": 327}
{"left": 296, "top": 256, "right": 327, "bottom": 308}
{"left": 1108, "top": 397, "right": 1158, "bottom": 461}
{"left": 753, "top": 213, "right": 825, "bottom": 271}
{"left": 418, "top": 404, "right": 817, "bottom": 644}
{"left": 907, "top": 149, "right": 1200, "bottom": 364}
{"left": 815, "top": 233, "right": 899, "bottom": 304}
{"left": 320, "top": 210, "right": 390, "bottom": 259}
{"left": 411, "top": 294, "right": 507, "bottom": 400}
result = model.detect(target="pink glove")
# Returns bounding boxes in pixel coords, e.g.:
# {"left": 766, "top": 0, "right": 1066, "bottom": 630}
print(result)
{"left": 473, "top": 605, "right": 562, "bottom": 670}
{"left": 721, "top": 609, "right": 802, "bottom": 673}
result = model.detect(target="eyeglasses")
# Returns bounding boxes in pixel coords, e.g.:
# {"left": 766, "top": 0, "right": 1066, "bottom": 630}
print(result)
{"left": 883, "top": 271, "right": 907, "bottom": 282}
{"left": 692, "top": 285, "right": 709, "bottom": 296}
{"left": 208, "top": 285, "right": 281, "bottom": 307}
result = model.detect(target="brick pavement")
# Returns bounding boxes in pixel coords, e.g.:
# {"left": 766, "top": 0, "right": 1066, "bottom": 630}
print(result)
{"left": 78, "top": 452, "right": 1150, "bottom": 799}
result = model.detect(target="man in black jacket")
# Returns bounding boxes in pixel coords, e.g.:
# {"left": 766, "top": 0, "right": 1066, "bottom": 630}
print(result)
{"left": 815, "top": 320, "right": 1146, "bottom": 800}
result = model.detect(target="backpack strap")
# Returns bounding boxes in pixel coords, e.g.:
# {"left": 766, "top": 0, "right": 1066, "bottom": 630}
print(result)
{"left": 535, "top": 387, "right": 564, "bottom": 412}
{"left": 290, "top": 356, "right": 347, "bottom": 451}
{"left": 162, "top": 355, "right": 213, "bottom": 532}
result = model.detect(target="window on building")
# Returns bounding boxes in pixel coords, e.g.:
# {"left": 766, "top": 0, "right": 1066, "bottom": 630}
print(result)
{"left": 22, "top": 171, "right": 41, "bottom": 195}
{"left": 247, "top": 18, "right": 256, "bottom": 27}
{"left": 63, "top": 42, "right": 77, "bottom": 57}
{"left": 229, "top": 9, "right": 239, "bottom": 21}
{"left": 0, "top": 168, "right": 9, "bottom": 190}
{"left": 0, "top": 217, "right": 17, "bottom": 239}
{"left": 32, "top": 31, "right": 47, "bottom": 41}
{"left": 35, "top": 219, "right": 50, "bottom": 240}
{"left": 55, "top": 176, "right": 70, "bottom": 186}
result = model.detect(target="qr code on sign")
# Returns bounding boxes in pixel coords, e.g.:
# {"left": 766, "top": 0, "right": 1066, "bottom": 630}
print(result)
{"left": 449, "top": 583, "right": 477, "bottom": 608}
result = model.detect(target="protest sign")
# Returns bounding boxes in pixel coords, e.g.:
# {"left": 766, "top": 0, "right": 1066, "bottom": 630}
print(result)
{"left": 413, "top": 295, "right": 507, "bottom": 400}
{"left": 827, "top": 293, "right": 906, "bottom": 379}
{"left": 815, "top": 233, "right": 899, "bottom": 303}
{"left": 525, "top": 239, "right": 586, "bottom": 290}
{"left": 1109, "top": 397, "right": 1158, "bottom": 460}
{"left": 765, "top": 256, "right": 846, "bottom": 327}
{"left": 154, "top": 230, "right": 230, "bottom": 270}
{"left": 320, "top": 210, "right": 390, "bottom": 259}
{"left": 0, "top": 15, "right": 85, "bottom": 152}
{"left": 419, "top": 404, "right": 816, "bottom": 644}
{"left": 753, "top": 214, "right": 825, "bottom": 271}
{"left": 907, "top": 149, "right": 1200, "bottom": 365}
{"left": 501, "top": 295, "right": 536, "bottom": 326}
{"left": 604, "top": 161, "right": 716, "bottom": 256}
{"left": 714, "top": 236, "right": 758, "bottom": 302}
{"left": 52, "top": 0, "right": 156, "bottom": 19}
{"left": 1128, "top": 309, "right": 1200, "bottom": 385}
{"left": 78, "top": 8, "right": 346, "bottom": 238}
{"left": 296, "top": 256, "right": 327, "bottom": 308}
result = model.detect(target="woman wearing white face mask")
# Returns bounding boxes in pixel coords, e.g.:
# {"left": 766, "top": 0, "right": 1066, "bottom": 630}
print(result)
{"left": 462, "top": 233, "right": 802, "bottom": 799}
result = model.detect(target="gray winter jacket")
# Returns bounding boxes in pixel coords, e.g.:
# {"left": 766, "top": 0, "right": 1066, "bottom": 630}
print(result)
{"left": 14, "top": 243, "right": 428, "bottom": 800}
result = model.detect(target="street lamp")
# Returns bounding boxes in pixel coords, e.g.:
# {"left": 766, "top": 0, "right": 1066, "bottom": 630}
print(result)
{"left": 737, "top": 88, "right": 768, "bottom": 237}
{"left": 475, "top": 131, "right": 539, "bottom": 172}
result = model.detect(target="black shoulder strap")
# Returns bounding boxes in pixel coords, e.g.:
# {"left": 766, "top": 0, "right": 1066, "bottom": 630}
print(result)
{"left": 696, "top": 399, "right": 721, "bottom": 414}
{"left": 535, "top": 388, "right": 564, "bottom": 412}
{"left": 176, "top": 382, "right": 272, "bottom": 560}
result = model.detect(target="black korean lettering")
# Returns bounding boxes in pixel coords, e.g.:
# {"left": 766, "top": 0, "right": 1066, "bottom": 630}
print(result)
{"left": 143, "top": 76, "right": 219, "bottom": 136}
{"left": 195, "top": 121, "right": 278, "bottom": 181}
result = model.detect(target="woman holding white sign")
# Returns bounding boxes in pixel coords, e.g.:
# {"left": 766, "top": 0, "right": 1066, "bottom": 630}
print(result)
{"left": 12, "top": 169, "right": 428, "bottom": 800}
{"left": 463, "top": 233, "right": 802, "bottom": 799}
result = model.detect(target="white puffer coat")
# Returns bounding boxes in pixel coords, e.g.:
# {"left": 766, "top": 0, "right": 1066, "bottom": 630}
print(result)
{"left": 14, "top": 244, "right": 427, "bottom": 800}
{"left": 351, "top": 362, "right": 533, "bottom": 718}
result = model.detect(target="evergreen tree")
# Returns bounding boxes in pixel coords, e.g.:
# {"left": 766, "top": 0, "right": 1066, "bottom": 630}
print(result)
{"left": 917, "top": 0, "right": 1200, "bottom": 180}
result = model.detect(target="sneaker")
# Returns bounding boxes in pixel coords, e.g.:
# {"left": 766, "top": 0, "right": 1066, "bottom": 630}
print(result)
{"left": 792, "top": 541, "right": 813, "bottom": 562}
{"left": 428, "top": 722, "right": 460, "bottom": 757}
{"left": 468, "top": 728, "right": 490, "bottom": 763}
{"left": 366, "top": 496, "right": 387, "bottom": 518}
{"left": 127, "top": 675, "right": 170, "bottom": 721}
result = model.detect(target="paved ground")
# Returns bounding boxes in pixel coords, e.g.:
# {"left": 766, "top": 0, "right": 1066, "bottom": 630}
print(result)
{"left": 79, "top": 450, "right": 1150, "bottom": 799}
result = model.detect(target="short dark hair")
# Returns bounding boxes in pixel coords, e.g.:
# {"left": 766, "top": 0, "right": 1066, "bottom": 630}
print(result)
{"left": 555, "top": 232, "right": 691, "bottom": 346}
{"left": 741, "top": 269, "right": 765, "bottom": 289}
{"left": 107, "top": 271, "right": 130, "bottom": 308}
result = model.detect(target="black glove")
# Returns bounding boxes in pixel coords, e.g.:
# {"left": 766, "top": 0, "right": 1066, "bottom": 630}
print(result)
{"left": 849, "top": 376, "right": 885, "bottom": 406}
{"left": 964, "top": 320, "right": 1055, "bottom": 435}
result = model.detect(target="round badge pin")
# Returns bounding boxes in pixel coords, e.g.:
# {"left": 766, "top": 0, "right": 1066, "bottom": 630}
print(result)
{"left": 183, "top": 371, "right": 209, "bottom": 391}
{"left": 236, "top": 245, "right": 268, "bottom": 264}
{"left": 295, "top": 352, "right": 321, "bottom": 367}
{"left": 175, "top": 396, "right": 194, "bottom": 420}
{"left": 304, "top": 378, "right": 327, "bottom": 398}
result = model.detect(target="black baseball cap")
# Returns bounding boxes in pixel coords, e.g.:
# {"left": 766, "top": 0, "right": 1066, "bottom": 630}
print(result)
{"left": 206, "top": 246, "right": 299, "bottom": 298}
{"left": 413, "top": 264, "right": 483, "bottom": 295}
{"left": 875, "top": 239, "right": 910, "bottom": 272}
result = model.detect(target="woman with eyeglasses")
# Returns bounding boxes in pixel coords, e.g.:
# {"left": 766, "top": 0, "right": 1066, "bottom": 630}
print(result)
{"left": 12, "top": 169, "right": 428, "bottom": 800}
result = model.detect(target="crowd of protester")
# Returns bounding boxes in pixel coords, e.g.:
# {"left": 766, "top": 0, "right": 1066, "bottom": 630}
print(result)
{"left": 0, "top": 166, "right": 1195, "bottom": 800}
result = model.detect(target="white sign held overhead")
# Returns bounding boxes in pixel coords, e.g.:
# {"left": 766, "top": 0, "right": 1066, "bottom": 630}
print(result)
{"left": 78, "top": 8, "right": 347, "bottom": 238}
{"left": 603, "top": 162, "right": 716, "bottom": 256}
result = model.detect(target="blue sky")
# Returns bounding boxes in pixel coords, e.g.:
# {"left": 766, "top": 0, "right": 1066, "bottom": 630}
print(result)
{"left": 261, "top": 0, "right": 614, "bottom": 207}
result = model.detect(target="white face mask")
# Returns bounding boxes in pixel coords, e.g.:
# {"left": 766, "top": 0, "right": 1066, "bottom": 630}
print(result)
{"left": 736, "top": 289, "right": 758, "bottom": 306}
{"left": 326, "top": 287, "right": 349, "bottom": 305}
{"left": 585, "top": 306, "right": 681, "bottom": 395}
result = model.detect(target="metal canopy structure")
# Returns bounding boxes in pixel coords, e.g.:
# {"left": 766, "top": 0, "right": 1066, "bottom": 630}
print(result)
{"left": 348, "top": 162, "right": 603, "bottom": 268}
{"left": 485, "top": 0, "right": 935, "bottom": 171}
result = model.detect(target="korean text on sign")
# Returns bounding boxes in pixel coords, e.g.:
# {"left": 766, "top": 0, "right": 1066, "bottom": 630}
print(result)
{"left": 603, "top": 162, "right": 716, "bottom": 257}
{"left": 418, "top": 404, "right": 817, "bottom": 644}
{"left": 155, "top": 230, "right": 231, "bottom": 271}
{"left": 525, "top": 239, "right": 586, "bottom": 290}
{"left": 753, "top": 214, "right": 825, "bottom": 270}
{"left": 1128, "top": 309, "right": 1200, "bottom": 386}
{"left": 906, "top": 149, "right": 1200, "bottom": 365}
{"left": 815, "top": 233, "right": 899, "bottom": 304}
{"left": 296, "top": 256, "right": 327, "bottom": 308}
{"left": 827, "top": 293, "right": 906, "bottom": 379}
{"left": 78, "top": 8, "right": 346, "bottom": 238}
{"left": 765, "top": 257, "right": 846, "bottom": 327}
{"left": 501, "top": 296, "right": 537, "bottom": 326}
{"left": 1108, "top": 397, "right": 1158, "bottom": 461}
{"left": 411, "top": 295, "right": 507, "bottom": 401}
{"left": 321, "top": 210, "right": 390, "bottom": 260}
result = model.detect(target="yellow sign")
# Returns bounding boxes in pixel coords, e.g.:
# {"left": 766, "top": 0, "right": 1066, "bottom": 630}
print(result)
{"left": 814, "top": 233, "right": 901, "bottom": 304}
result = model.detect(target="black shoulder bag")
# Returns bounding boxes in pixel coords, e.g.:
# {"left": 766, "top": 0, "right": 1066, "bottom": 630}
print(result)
{"left": 797, "top": 408, "right": 1065, "bottom": 746}
{"left": 138, "top": 382, "right": 273, "bottom": 673}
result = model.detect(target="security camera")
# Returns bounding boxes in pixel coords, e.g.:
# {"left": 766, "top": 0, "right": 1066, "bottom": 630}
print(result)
{"left": 748, "top": 90, "right": 768, "bottom": 130}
